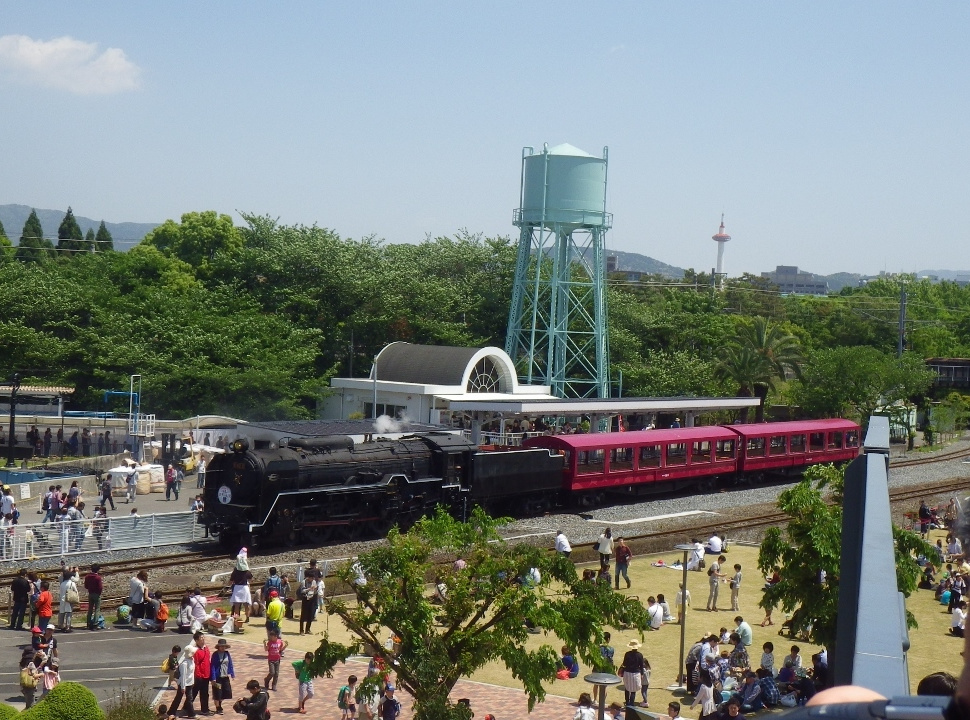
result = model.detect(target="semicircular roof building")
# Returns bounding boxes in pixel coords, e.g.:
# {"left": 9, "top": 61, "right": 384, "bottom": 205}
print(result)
{"left": 324, "top": 342, "right": 553, "bottom": 424}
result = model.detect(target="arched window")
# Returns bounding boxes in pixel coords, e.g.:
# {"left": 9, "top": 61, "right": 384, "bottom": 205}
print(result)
{"left": 467, "top": 356, "right": 502, "bottom": 393}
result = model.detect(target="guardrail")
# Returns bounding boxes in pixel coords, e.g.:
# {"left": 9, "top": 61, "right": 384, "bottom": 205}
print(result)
{"left": 0, "top": 510, "right": 207, "bottom": 562}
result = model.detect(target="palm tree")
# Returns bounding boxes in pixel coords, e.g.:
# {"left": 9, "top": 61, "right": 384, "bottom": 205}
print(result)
{"left": 718, "top": 317, "right": 803, "bottom": 422}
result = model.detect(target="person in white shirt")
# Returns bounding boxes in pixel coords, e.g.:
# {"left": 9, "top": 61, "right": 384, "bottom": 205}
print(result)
{"left": 687, "top": 539, "right": 705, "bottom": 572}
{"left": 0, "top": 487, "right": 15, "bottom": 516}
{"left": 646, "top": 596, "right": 663, "bottom": 630}
{"left": 596, "top": 528, "right": 614, "bottom": 567}
{"left": 706, "top": 533, "right": 723, "bottom": 555}
{"left": 555, "top": 530, "right": 572, "bottom": 558}
{"left": 952, "top": 601, "right": 967, "bottom": 638}
{"left": 196, "top": 457, "right": 207, "bottom": 489}
{"left": 675, "top": 583, "right": 691, "bottom": 624}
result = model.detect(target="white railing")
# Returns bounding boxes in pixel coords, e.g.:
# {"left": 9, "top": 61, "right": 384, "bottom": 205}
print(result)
{"left": 0, "top": 511, "right": 206, "bottom": 561}
{"left": 479, "top": 431, "right": 547, "bottom": 447}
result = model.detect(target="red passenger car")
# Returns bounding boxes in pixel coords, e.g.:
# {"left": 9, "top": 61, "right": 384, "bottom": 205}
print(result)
{"left": 726, "top": 419, "right": 860, "bottom": 476}
{"left": 522, "top": 418, "right": 861, "bottom": 502}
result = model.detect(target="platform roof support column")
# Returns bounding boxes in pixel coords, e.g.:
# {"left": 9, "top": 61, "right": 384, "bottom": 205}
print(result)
{"left": 470, "top": 413, "right": 483, "bottom": 446}
{"left": 685, "top": 411, "right": 695, "bottom": 427}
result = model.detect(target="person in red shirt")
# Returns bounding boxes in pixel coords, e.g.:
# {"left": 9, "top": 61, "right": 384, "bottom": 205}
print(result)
{"left": 192, "top": 631, "right": 211, "bottom": 714}
{"left": 35, "top": 582, "right": 53, "bottom": 633}
{"left": 83, "top": 565, "right": 103, "bottom": 631}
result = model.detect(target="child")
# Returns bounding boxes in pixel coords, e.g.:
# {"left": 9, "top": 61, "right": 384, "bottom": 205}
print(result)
{"left": 165, "top": 645, "right": 181, "bottom": 689}
{"left": 730, "top": 564, "right": 742, "bottom": 612}
{"left": 293, "top": 651, "right": 314, "bottom": 714}
{"left": 608, "top": 702, "right": 624, "bottom": 720}
{"left": 761, "top": 641, "right": 775, "bottom": 676}
{"left": 155, "top": 704, "right": 169, "bottom": 720}
{"left": 211, "top": 638, "right": 235, "bottom": 713}
{"left": 717, "top": 650, "right": 731, "bottom": 679}
{"left": 264, "top": 629, "right": 288, "bottom": 691}
{"left": 338, "top": 675, "right": 359, "bottom": 720}
{"left": 42, "top": 656, "right": 60, "bottom": 698}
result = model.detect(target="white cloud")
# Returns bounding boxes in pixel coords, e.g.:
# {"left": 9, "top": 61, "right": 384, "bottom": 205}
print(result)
{"left": 0, "top": 34, "right": 141, "bottom": 95}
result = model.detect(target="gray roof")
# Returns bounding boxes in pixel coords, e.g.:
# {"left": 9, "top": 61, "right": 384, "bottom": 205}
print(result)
{"left": 245, "top": 419, "right": 446, "bottom": 437}
{"left": 375, "top": 344, "right": 480, "bottom": 385}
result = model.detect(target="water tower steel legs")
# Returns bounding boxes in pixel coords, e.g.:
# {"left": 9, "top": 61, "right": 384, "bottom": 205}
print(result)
{"left": 505, "top": 222, "right": 610, "bottom": 398}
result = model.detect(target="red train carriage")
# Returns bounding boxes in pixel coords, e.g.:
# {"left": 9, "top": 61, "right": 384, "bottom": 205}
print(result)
{"left": 522, "top": 426, "right": 740, "bottom": 499}
{"left": 726, "top": 419, "right": 860, "bottom": 477}
{"left": 522, "top": 418, "right": 861, "bottom": 502}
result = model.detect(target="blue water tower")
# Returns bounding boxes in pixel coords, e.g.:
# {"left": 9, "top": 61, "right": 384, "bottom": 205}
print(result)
{"left": 505, "top": 143, "right": 612, "bottom": 398}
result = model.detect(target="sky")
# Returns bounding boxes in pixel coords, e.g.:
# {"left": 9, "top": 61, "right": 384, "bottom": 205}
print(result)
{"left": 0, "top": 3, "right": 967, "bottom": 276}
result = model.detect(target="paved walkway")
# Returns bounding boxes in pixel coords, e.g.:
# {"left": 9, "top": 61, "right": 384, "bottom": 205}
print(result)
{"left": 157, "top": 637, "right": 579, "bottom": 720}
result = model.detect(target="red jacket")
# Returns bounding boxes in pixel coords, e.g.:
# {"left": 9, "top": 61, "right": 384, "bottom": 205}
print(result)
{"left": 194, "top": 645, "right": 211, "bottom": 679}
{"left": 35, "top": 590, "right": 52, "bottom": 618}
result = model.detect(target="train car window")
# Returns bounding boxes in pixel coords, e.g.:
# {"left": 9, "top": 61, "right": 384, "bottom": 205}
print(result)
{"left": 845, "top": 430, "right": 859, "bottom": 448}
{"left": 561, "top": 449, "right": 573, "bottom": 466}
{"left": 639, "top": 445, "right": 661, "bottom": 467}
{"left": 577, "top": 449, "right": 605, "bottom": 474}
{"left": 769, "top": 435, "right": 787, "bottom": 456}
{"left": 666, "top": 443, "right": 687, "bottom": 466}
{"left": 809, "top": 433, "right": 824, "bottom": 451}
{"left": 746, "top": 437, "right": 766, "bottom": 457}
{"left": 691, "top": 440, "right": 712, "bottom": 464}
{"left": 609, "top": 447, "right": 634, "bottom": 472}
{"left": 790, "top": 434, "right": 806, "bottom": 453}
{"left": 715, "top": 439, "right": 736, "bottom": 460}
{"left": 828, "top": 431, "right": 843, "bottom": 449}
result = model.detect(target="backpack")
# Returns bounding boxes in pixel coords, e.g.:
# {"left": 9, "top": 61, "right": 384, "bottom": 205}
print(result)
{"left": 162, "top": 658, "right": 172, "bottom": 673}
{"left": 20, "top": 668, "right": 37, "bottom": 689}
{"left": 264, "top": 575, "right": 283, "bottom": 597}
{"left": 708, "top": 566, "right": 715, "bottom": 576}
{"left": 337, "top": 685, "right": 350, "bottom": 710}
{"left": 42, "top": 495, "right": 50, "bottom": 512}
{"left": 157, "top": 603, "right": 170, "bottom": 621}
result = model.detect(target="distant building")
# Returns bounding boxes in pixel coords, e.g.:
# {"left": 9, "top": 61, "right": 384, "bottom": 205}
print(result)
{"left": 607, "top": 255, "right": 619, "bottom": 273}
{"left": 926, "top": 358, "right": 970, "bottom": 389}
{"left": 761, "top": 265, "right": 828, "bottom": 295}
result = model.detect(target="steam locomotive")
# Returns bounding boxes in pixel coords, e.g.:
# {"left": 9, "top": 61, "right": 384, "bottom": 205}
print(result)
{"left": 202, "top": 418, "right": 860, "bottom": 548}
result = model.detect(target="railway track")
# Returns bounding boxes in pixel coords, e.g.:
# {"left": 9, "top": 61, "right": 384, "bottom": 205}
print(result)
{"left": 893, "top": 446, "right": 970, "bottom": 468}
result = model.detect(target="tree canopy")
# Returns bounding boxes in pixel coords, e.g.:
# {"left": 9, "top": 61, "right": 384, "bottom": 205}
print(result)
{"left": 311, "top": 507, "right": 649, "bottom": 720}
{"left": 757, "top": 463, "right": 931, "bottom": 649}
{"left": 15, "top": 209, "right": 53, "bottom": 263}
{"left": 57, "top": 206, "right": 84, "bottom": 254}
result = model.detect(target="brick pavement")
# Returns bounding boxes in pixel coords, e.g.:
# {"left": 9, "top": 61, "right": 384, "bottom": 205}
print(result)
{"left": 157, "top": 637, "right": 581, "bottom": 720}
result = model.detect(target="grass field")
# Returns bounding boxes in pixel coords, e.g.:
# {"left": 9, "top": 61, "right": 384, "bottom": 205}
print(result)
{"left": 278, "top": 529, "right": 963, "bottom": 717}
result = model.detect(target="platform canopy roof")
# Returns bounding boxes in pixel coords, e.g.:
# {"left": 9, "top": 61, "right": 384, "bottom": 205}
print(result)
{"left": 0, "top": 385, "right": 74, "bottom": 398}
{"left": 442, "top": 396, "right": 761, "bottom": 414}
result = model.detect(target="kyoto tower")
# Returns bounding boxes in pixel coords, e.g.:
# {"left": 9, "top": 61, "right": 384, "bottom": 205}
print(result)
{"left": 712, "top": 214, "right": 731, "bottom": 288}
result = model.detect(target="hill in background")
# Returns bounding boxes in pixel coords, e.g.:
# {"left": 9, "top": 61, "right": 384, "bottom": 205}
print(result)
{"left": 0, "top": 204, "right": 158, "bottom": 249}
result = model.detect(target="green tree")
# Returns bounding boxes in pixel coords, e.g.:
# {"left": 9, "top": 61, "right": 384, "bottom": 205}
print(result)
{"left": 311, "top": 507, "right": 649, "bottom": 720}
{"left": 83, "top": 227, "right": 96, "bottom": 252}
{"left": 95, "top": 220, "right": 114, "bottom": 252}
{"left": 144, "top": 210, "right": 243, "bottom": 271}
{"left": 0, "top": 218, "right": 11, "bottom": 261}
{"left": 791, "top": 347, "right": 934, "bottom": 426}
{"left": 57, "top": 206, "right": 85, "bottom": 254}
{"left": 15, "top": 209, "right": 54, "bottom": 263}
{"left": 757, "top": 463, "right": 931, "bottom": 649}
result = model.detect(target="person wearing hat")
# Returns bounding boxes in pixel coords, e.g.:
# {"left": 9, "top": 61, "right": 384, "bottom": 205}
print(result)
{"left": 172, "top": 644, "right": 198, "bottom": 718}
{"left": 620, "top": 639, "right": 646, "bottom": 707}
{"left": 265, "top": 589, "right": 285, "bottom": 639}
{"left": 210, "top": 638, "right": 235, "bottom": 714}
{"left": 377, "top": 684, "right": 400, "bottom": 720}
{"left": 41, "top": 654, "right": 60, "bottom": 698}
{"left": 234, "top": 680, "right": 268, "bottom": 720}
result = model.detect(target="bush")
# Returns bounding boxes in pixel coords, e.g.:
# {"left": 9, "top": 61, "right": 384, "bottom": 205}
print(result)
{"left": 104, "top": 685, "right": 154, "bottom": 720}
{"left": 0, "top": 704, "right": 17, "bottom": 720}
{"left": 21, "top": 682, "right": 103, "bottom": 720}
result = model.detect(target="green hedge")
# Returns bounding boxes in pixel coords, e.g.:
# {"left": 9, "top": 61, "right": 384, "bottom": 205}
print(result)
{"left": 0, "top": 704, "right": 18, "bottom": 720}
{"left": 20, "top": 682, "right": 103, "bottom": 720}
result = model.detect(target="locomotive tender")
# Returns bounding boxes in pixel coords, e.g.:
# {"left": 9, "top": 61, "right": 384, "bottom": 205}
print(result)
{"left": 202, "top": 418, "right": 860, "bottom": 547}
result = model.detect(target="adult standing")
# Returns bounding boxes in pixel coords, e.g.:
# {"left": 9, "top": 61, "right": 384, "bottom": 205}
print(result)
{"left": 298, "top": 575, "right": 318, "bottom": 635}
{"left": 555, "top": 530, "right": 572, "bottom": 558}
{"left": 81, "top": 428, "right": 91, "bottom": 457}
{"left": 58, "top": 567, "right": 79, "bottom": 632}
{"left": 165, "top": 464, "right": 179, "bottom": 501}
{"left": 100, "top": 475, "right": 115, "bottom": 511}
{"left": 265, "top": 591, "right": 285, "bottom": 639}
{"left": 172, "top": 645, "right": 197, "bottom": 718}
{"left": 126, "top": 468, "right": 138, "bottom": 504}
{"left": 229, "top": 549, "right": 253, "bottom": 619}
{"left": 304, "top": 558, "right": 325, "bottom": 612}
{"left": 197, "top": 456, "right": 207, "bottom": 489}
{"left": 614, "top": 537, "right": 633, "bottom": 589}
{"left": 210, "top": 638, "right": 235, "bottom": 713}
{"left": 707, "top": 554, "right": 727, "bottom": 611}
{"left": 42, "top": 429, "right": 52, "bottom": 458}
{"left": 620, "top": 639, "right": 646, "bottom": 707}
{"left": 10, "top": 568, "right": 30, "bottom": 630}
{"left": 27, "top": 572, "right": 41, "bottom": 629}
{"left": 129, "top": 570, "right": 149, "bottom": 622}
{"left": 193, "top": 631, "right": 212, "bottom": 716}
{"left": 596, "top": 528, "right": 614, "bottom": 567}
{"left": 84, "top": 564, "right": 103, "bottom": 630}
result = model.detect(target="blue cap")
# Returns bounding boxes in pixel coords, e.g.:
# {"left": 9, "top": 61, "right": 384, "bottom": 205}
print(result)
{"left": 386, "top": 685, "right": 395, "bottom": 691}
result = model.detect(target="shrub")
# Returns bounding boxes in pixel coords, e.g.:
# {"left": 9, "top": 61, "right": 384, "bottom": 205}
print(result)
{"left": 104, "top": 685, "right": 154, "bottom": 720}
{"left": 0, "top": 704, "right": 17, "bottom": 720}
{"left": 21, "top": 682, "right": 103, "bottom": 720}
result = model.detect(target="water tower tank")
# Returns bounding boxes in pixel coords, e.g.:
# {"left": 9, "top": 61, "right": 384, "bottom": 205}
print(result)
{"left": 519, "top": 143, "right": 608, "bottom": 228}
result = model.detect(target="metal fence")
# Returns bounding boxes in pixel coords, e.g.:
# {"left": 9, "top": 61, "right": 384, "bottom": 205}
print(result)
{"left": 0, "top": 511, "right": 206, "bottom": 561}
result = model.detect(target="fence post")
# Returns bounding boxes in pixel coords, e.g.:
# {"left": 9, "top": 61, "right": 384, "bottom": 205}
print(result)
{"left": 150, "top": 515, "right": 156, "bottom": 548}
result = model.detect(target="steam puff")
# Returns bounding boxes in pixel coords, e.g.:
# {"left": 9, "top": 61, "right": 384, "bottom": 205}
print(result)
{"left": 373, "top": 413, "right": 412, "bottom": 434}
{"left": 0, "top": 34, "right": 141, "bottom": 95}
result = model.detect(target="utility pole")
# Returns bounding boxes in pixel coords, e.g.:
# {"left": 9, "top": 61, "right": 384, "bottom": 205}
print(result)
{"left": 897, "top": 285, "right": 907, "bottom": 358}
{"left": 6, "top": 373, "right": 21, "bottom": 468}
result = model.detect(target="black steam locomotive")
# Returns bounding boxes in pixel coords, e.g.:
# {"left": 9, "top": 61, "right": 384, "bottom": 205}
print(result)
{"left": 201, "top": 433, "right": 564, "bottom": 548}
